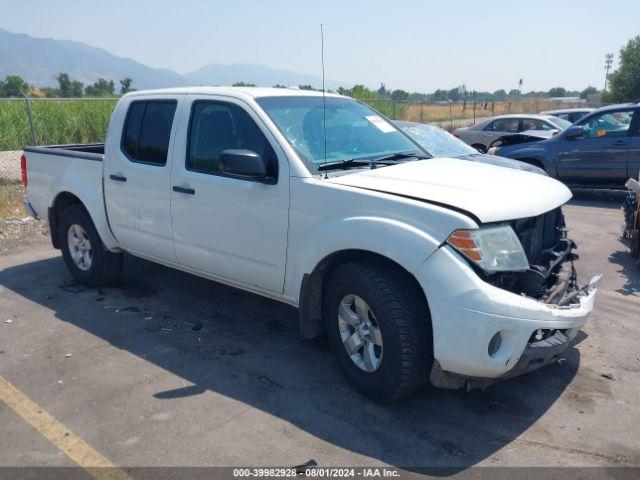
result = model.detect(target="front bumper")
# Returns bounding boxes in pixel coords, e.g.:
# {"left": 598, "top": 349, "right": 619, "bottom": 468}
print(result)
{"left": 415, "top": 245, "right": 598, "bottom": 384}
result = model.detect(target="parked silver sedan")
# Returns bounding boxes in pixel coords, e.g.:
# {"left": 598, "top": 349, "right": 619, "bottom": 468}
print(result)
{"left": 453, "top": 114, "right": 571, "bottom": 152}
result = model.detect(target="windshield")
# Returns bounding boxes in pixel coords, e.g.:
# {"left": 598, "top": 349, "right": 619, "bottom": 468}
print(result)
{"left": 395, "top": 121, "right": 478, "bottom": 158}
{"left": 547, "top": 116, "right": 572, "bottom": 129}
{"left": 256, "top": 96, "right": 424, "bottom": 170}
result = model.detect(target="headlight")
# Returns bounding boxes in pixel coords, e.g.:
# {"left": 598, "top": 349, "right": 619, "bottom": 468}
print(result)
{"left": 446, "top": 225, "right": 529, "bottom": 272}
{"left": 487, "top": 146, "right": 500, "bottom": 156}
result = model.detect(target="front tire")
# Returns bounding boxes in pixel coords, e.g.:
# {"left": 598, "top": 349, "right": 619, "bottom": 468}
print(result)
{"left": 323, "top": 262, "right": 433, "bottom": 402}
{"left": 59, "top": 205, "right": 122, "bottom": 287}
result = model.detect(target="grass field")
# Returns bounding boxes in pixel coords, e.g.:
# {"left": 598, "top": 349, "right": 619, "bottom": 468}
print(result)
{"left": 375, "top": 98, "right": 585, "bottom": 123}
{"left": 0, "top": 99, "right": 116, "bottom": 151}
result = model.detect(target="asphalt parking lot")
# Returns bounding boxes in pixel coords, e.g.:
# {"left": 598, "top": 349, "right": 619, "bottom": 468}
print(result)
{"left": 1, "top": 194, "right": 639, "bottom": 475}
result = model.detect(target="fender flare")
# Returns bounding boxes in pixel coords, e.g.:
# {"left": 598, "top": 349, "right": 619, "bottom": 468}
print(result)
{"left": 287, "top": 215, "right": 441, "bottom": 338}
{"left": 511, "top": 151, "right": 556, "bottom": 177}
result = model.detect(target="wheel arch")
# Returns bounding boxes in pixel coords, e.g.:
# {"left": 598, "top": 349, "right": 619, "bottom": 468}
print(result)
{"left": 49, "top": 187, "right": 119, "bottom": 251}
{"left": 49, "top": 191, "right": 84, "bottom": 249}
{"left": 510, "top": 152, "right": 555, "bottom": 176}
{"left": 298, "top": 249, "right": 430, "bottom": 339}
{"left": 516, "top": 157, "right": 546, "bottom": 171}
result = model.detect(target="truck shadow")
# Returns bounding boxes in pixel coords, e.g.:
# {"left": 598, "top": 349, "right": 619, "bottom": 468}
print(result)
{"left": 0, "top": 253, "right": 581, "bottom": 474}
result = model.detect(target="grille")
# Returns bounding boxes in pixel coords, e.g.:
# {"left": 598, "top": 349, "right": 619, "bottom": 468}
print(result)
{"left": 511, "top": 208, "right": 564, "bottom": 265}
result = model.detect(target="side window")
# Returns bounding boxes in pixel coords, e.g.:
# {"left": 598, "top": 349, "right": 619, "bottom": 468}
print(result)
{"left": 582, "top": 110, "right": 634, "bottom": 139}
{"left": 187, "top": 101, "right": 277, "bottom": 178}
{"left": 491, "top": 118, "right": 519, "bottom": 133}
{"left": 520, "top": 119, "right": 554, "bottom": 131}
{"left": 121, "top": 100, "right": 177, "bottom": 166}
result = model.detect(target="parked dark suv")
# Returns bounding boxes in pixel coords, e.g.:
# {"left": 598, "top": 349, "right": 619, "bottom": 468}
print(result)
{"left": 489, "top": 102, "right": 640, "bottom": 188}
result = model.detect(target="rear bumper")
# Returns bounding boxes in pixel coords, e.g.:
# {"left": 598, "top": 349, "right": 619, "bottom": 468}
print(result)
{"left": 415, "top": 246, "right": 597, "bottom": 384}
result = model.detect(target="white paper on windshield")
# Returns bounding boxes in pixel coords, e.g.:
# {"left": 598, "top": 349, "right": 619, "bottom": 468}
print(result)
{"left": 365, "top": 115, "right": 396, "bottom": 133}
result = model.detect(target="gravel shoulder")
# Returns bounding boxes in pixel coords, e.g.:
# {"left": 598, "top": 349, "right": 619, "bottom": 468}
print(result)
{"left": 0, "top": 179, "right": 49, "bottom": 254}
{"left": 0, "top": 150, "right": 23, "bottom": 182}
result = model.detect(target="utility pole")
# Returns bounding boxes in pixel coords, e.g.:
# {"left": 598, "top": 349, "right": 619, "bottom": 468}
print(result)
{"left": 604, "top": 53, "right": 613, "bottom": 92}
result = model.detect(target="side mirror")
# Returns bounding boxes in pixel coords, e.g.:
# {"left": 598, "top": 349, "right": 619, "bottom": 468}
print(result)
{"left": 219, "top": 149, "right": 274, "bottom": 183}
{"left": 563, "top": 125, "right": 584, "bottom": 140}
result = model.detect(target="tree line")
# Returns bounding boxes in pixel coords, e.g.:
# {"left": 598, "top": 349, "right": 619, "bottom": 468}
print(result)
{"left": 0, "top": 74, "right": 135, "bottom": 98}
{"left": 2, "top": 73, "right": 598, "bottom": 101}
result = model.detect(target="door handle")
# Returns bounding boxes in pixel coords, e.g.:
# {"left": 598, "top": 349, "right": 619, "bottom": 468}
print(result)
{"left": 109, "top": 174, "right": 127, "bottom": 182}
{"left": 173, "top": 185, "right": 195, "bottom": 195}
{"left": 612, "top": 140, "right": 627, "bottom": 146}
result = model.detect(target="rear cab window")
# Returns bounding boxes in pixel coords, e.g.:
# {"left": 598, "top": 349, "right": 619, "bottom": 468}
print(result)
{"left": 121, "top": 100, "right": 178, "bottom": 166}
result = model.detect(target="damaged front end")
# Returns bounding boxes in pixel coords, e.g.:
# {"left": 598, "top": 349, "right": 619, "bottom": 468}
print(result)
{"left": 422, "top": 206, "right": 600, "bottom": 391}
{"left": 483, "top": 208, "right": 589, "bottom": 306}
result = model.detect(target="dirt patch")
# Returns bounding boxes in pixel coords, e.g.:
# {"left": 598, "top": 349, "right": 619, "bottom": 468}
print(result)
{"left": 0, "top": 179, "right": 49, "bottom": 253}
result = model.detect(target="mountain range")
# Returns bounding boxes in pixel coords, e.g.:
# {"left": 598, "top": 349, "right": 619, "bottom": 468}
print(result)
{"left": 0, "top": 28, "right": 345, "bottom": 90}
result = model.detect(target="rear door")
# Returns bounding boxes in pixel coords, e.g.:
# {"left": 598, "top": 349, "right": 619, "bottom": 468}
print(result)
{"left": 481, "top": 118, "right": 519, "bottom": 147}
{"left": 555, "top": 108, "right": 635, "bottom": 185}
{"left": 104, "top": 97, "right": 180, "bottom": 262}
{"left": 169, "top": 95, "right": 289, "bottom": 293}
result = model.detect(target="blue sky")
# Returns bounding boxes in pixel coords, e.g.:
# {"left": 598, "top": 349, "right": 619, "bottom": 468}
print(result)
{"left": 1, "top": 0, "right": 638, "bottom": 92}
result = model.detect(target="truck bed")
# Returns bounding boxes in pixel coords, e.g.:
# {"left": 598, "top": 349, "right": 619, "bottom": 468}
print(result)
{"left": 23, "top": 143, "right": 104, "bottom": 162}
{"left": 23, "top": 143, "right": 106, "bottom": 227}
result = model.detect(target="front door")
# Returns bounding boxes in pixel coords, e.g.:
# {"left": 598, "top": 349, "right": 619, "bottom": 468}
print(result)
{"left": 104, "top": 98, "right": 180, "bottom": 262}
{"left": 627, "top": 113, "right": 640, "bottom": 180}
{"left": 170, "top": 96, "right": 289, "bottom": 293}
{"left": 555, "top": 108, "right": 635, "bottom": 185}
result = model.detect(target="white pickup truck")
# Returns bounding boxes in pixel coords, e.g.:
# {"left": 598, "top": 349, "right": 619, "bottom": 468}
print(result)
{"left": 22, "top": 87, "right": 600, "bottom": 402}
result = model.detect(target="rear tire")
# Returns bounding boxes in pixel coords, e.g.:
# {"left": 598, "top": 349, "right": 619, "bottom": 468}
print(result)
{"left": 59, "top": 205, "right": 122, "bottom": 287}
{"left": 322, "top": 262, "right": 433, "bottom": 402}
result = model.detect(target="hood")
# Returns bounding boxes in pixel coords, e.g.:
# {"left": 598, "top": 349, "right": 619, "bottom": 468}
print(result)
{"left": 490, "top": 130, "right": 556, "bottom": 149}
{"left": 517, "top": 129, "right": 557, "bottom": 139}
{"left": 327, "top": 158, "right": 572, "bottom": 223}
{"left": 461, "top": 153, "right": 547, "bottom": 175}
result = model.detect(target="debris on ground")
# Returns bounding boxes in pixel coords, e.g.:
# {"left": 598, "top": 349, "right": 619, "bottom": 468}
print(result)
{"left": 4, "top": 319, "right": 12, "bottom": 323}
{"left": 59, "top": 284, "right": 85, "bottom": 293}
{"left": 601, "top": 373, "right": 615, "bottom": 380}
{"left": 257, "top": 375, "right": 283, "bottom": 389}
{"left": 294, "top": 459, "right": 317, "bottom": 473}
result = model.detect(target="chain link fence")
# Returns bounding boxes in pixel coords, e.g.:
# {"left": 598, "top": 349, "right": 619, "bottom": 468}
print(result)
{"left": 0, "top": 97, "right": 117, "bottom": 151}
{"left": 361, "top": 97, "right": 597, "bottom": 131}
{"left": 0, "top": 95, "right": 598, "bottom": 151}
